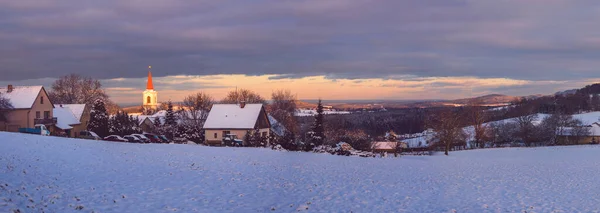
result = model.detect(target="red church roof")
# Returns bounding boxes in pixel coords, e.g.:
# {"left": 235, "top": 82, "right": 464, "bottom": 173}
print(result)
{"left": 146, "top": 66, "right": 154, "bottom": 90}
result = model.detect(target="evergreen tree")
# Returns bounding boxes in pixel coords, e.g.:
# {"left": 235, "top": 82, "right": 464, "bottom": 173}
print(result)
{"left": 153, "top": 116, "right": 162, "bottom": 128}
{"left": 108, "top": 111, "right": 119, "bottom": 135}
{"left": 88, "top": 99, "right": 109, "bottom": 137}
{"left": 129, "top": 115, "right": 141, "bottom": 134}
{"left": 153, "top": 116, "right": 163, "bottom": 136}
{"left": 244, "top": 130, "right": 252, "bottom": 147}
{"left": 109, "top": 111, "right": 135, "bottom": 136}
{"left": 311, "top": 99, "right": 325, "bottom": 146}
{"left": 163, "top": 101, "right": 177, "bottom": 139}
{"left": 165, "top": 101, "right": 176, "bottom": 126}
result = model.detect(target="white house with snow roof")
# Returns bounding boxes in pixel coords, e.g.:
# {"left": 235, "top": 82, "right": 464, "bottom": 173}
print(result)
{"left": 53, "top": 104, "right": 90, "bottom": 138}
{"left": 203, "top": 103, "right": 271, "bottom": 146}
{"left": 0, "top": 85, "right": 56, "bottom": 132}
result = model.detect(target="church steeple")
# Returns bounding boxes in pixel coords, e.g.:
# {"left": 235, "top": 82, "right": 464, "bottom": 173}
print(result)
{"left": 146, "top": 65, "right": 154, "bottom": 90}
{"left": 143, "top": 65, "right": 158, "bottom": 110}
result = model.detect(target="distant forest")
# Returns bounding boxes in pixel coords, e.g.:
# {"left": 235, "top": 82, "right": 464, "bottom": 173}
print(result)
{"left": 298, "top": 83, "right": 600, "bottom": 143}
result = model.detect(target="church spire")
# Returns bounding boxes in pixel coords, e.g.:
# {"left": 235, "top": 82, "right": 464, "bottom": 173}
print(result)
{"left": 146, "top": 65, "right": 154, "bottom": 90}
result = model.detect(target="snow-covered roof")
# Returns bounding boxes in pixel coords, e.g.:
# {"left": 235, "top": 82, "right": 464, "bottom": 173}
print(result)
{"left": 371, "top": 142, "right": 398, "bottom": 150}
{"left": 136, "top": 116, "right": 153, "bottom": 125}
{"left": 0, "top": 86, "right": 44, "bottom": 109}
{"left": 557, "top": 126, "right": 600, "bottom": 137}
{"left": 400, "top": 136, "right": 431, "bottom": 148}
{"left": 54, "top": 104, "right": 86, "bottom": 121}
{"left": 268, "top": 115, "right": 287, "bottom": 137}
{"left": 54, "top": 106, "right": 80, "bottom": 130}
{"left": 203, "top": 104, "right": 264, "bottom": 129}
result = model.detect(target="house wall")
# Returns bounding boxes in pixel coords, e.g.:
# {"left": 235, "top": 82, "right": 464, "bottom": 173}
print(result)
{"left": 556, "top": 136, "right": 600, "bottom": 145}
{"left": 140, "top": 119, "right": 154, "bottom": 133}
{"left": 29, "top": 89, "right": 53, "bottom": 129}
{"left": 71, "top": 105, "right": 91, "bottom": 138}
{"left": 205, "top": 128, "right": 270, "bottom": 146}
{"left": 3, "top": 109, "right": 29, "bottom": 132}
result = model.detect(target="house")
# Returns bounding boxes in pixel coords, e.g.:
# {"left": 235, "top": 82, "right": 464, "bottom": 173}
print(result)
{"left": 132, "top": 111, "right": 167, "bottom": 133}
{"left": 203, "top": 103, "right": 271, "bottom": 146}
{"left": 0, "top": 85, "right": 56, "bottom": 132}
{"left": 138, "top": 117, "right": 156, "bottom": 133}
{"left": 371, "top": 141, "right": 407, "bottom": 153}
{"left": 556, "top": 122, "right": 600, "bottom": 145}
{"left": 133, "top": 109, "right": 207, "bottom": 133}
{"left": 53, "top": 104, "right": 90, "bottom": 137}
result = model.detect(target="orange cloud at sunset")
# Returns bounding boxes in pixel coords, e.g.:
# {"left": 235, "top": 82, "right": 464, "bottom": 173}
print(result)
{"left": 103, "top": 74, "right": 568, "bottom": 104}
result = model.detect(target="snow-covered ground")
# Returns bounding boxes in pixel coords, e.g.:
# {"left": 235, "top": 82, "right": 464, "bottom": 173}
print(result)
{"left": 4, "top": 132, "right": 600, "bottom": 212}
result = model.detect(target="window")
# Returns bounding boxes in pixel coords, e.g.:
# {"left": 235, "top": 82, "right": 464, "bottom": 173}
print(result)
{"left": 262, "top": 132, "right": 267, "bottom": 137}
{"left": 44, "top": 111, "right": 50, "bottom": 119}
{"left": 214, "top": 133, "right": 218, "bottom": 138}
{"left": 40, "top": 96, "right": 44, "bottom": 104}
{"left": 222, "top": 131, "right": 230, "bottom": 137}
{"left": 36, "top": 111, "right": 40, "bottom": 118}
{"left": 147, "top": 96, "right": 151, "bottom": 104}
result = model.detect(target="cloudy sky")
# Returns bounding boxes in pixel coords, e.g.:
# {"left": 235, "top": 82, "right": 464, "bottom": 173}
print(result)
{"left": 1, "top": 0, "right": 600, "bottom": 104}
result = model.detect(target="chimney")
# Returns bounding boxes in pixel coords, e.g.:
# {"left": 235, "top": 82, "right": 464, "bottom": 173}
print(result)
{"left": 7, "top": 85, "right": 13, "bottom": 93}
{"left": 240, "top": 101, "right": 246, "bottom": 109}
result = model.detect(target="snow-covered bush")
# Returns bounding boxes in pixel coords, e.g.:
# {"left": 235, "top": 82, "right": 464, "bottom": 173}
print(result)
{"left": 270, "top": 131, "right": 299, "bottom": 151}
{"left": 173, "top": 124, "right": 204, "bottom": 144}
{"left": 271, "top": 144, "right": 286, "bottom": 151}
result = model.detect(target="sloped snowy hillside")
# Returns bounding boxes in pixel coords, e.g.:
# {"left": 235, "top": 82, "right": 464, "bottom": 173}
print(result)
{"left": 3, "top": 132, "right": 600, "bottom": 212}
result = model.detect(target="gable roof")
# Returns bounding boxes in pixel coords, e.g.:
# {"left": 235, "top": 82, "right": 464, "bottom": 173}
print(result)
{"left": 54, "top": 104, "right": 86, "bottom": 121}
{"left": 53, "top": 106, "right": 81, "bottom": 130}
{"left": 0, "top": 86, "right": 49, "bottom": 109}
{"left": 203, "top": 104, "right": 265, "bottom": 129}
{"left": 371, "top": 142, "right": 399, "bottom": 150}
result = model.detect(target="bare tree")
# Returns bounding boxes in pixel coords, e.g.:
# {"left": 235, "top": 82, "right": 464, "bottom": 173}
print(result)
{"left": 539, "top": 113, "right": 576, "bottom": 145}
{"left": 48, "top": 74, "right": 109, "bottom": 106}
{"left": 512, "top": 114, "right": 538, "bottom": 147}
{"left": 220, "top": 88, "right": 266, "bottom": 104}
{"left": 592, "top": 94, "right": 600, "bottom": 111}
{"left": 429, "top": 109, "right": 466, "bottom": 155}
{"left": 182, "top": 92, "right": 214, "bottom": 125}
{"left": 0, "top": 92, "right": 13, "bottom": 121}
{"left": 489, "top": 122, "right": 518, "bottom": 147}
{"left": 270, "top": 89, "right": 298, "bottom": 134}
{"left": 570, "top": 119, "right": 590, "bottom": 145}
{"left": 468, "top": 100, "right": 488, "bottom": 149}
{"left": 104, "top": 100, "right": 122, "bottom": 115}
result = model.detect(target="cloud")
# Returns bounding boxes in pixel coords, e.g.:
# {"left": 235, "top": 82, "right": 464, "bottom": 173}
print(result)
{"left": 2, "top": 0, "right": 600, "bottom": 98}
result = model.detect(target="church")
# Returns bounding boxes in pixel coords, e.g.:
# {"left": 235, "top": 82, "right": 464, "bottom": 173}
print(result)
{"left": 143, "top": 66, "right": 158, "bottom": 110}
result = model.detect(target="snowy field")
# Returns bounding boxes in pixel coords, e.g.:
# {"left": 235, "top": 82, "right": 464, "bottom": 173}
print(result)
{"left": 3, "top": 133, "right": 600, "bottom": 212}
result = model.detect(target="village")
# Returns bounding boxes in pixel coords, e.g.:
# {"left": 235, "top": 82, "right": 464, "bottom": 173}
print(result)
{"left": 2, "top": 67, "right": 600, "bottom": 159}
{"left": 0, "top": 67, "right": 432, "bottom": 157}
